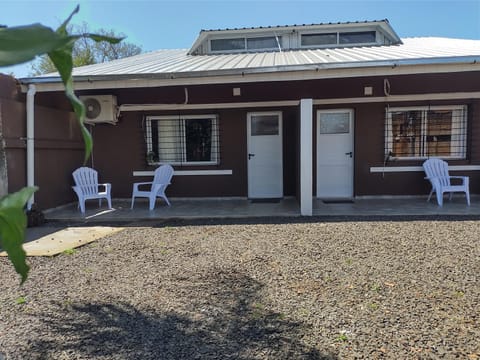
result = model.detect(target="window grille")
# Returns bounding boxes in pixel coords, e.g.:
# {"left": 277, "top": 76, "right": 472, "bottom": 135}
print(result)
{"left": 145, "top": 115, "right": 220, "bottom": 165}
{"left": 384, "top": 105, "right": 467, "bottom": 160}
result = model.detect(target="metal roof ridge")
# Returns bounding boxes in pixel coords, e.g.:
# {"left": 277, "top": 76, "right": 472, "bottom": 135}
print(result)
{"left": 199, "top": 19, "right": 390, "bottom": 33}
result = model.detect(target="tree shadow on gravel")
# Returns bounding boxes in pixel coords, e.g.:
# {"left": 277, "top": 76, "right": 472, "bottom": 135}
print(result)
{"left": 28, "top": 272, "right": 337, "bottom": 360}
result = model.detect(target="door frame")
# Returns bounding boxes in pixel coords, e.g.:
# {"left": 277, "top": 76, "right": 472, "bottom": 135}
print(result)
{"left": 247, "top": 111, "right": 283, "bottom": 198}
{"left": 316, "top": 108, "right": 354, "bottom": 199}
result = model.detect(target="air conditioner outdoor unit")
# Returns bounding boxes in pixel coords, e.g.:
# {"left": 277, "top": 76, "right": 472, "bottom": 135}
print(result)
{"left": 79, "top": 95, "right": 118, "bottom": 124}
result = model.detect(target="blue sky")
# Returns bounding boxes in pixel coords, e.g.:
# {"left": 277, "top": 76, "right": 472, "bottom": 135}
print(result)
{"left": 1, "top": 0, "right": 479, "bottom": 77}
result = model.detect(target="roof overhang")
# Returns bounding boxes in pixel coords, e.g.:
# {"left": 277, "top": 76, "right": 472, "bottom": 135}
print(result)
{"left": 19, "top": 55, "right": 480, "bottom": 93}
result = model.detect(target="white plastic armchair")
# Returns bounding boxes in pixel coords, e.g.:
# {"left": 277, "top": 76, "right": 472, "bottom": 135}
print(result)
{"left": 72, "top": 167, "right": 112, "bottom": 213}
{"left": 422, "top": 158, "right": 470, "bottom": 206}
{"left": 131, "top": 164, "right": 174, "bottom": 210}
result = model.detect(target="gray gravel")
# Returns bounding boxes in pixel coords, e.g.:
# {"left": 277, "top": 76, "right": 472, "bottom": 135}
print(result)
{"left": 1, "top": 218, "right": 479, "bottom": 359}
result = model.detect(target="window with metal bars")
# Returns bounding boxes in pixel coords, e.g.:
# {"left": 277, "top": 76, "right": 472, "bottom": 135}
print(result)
{"left": 145, "top": 115, "right": 220, "bottom": 165}
{"left": 385, "top": 105, "right": 467, "bottom": 160}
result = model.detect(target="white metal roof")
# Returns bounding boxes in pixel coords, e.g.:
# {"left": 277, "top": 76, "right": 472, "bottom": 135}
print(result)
{"left": 25, "top": 37, "right": 480, "bottom": 83}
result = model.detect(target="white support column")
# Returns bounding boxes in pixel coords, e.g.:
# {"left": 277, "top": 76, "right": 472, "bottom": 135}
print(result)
{"left": 300, "top": 98, "right": 313, "bottom": 216}
{"left": 26, "top": 84, "right": 36, "bottom": 209}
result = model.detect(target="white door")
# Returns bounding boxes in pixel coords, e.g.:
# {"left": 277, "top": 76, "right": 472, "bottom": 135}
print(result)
{"left": 247, "top": 112, "right": 283, "bottom": 198}
{"left": 316, "top": 109, "right": 354, "bottom": 199}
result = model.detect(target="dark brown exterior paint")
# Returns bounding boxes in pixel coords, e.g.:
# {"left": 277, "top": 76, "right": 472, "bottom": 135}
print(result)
{"left": 1, "top": 75, "right": 84, "bottom": 209}
{"left": 90, "top": 107, "right": 298, "bottom": 199}
{"left": 3, "top": 70, "right": 480, "bottom": 209}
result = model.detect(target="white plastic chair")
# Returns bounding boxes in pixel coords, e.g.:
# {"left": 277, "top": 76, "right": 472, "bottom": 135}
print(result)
{"left": 423, "top": 158, "right": 470, "bottom": 206}
{"left": 131, "top": 164, "right": 174, "bottom": 210}
{"left": 72, "top": 167, "right": 112, "bottom": 213}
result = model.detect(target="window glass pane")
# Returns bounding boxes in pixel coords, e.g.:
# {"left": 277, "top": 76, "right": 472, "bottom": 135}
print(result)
{"left": 391, "top": 110, "right": 422, "bottom": 157}
{"left": 319, "top": 113, "right": 350, "bottom": 134}
{"left": 426, "top": 110, "right": 452, "bottom": 157}
{"left": 147, "top": 116, "right": 219, "bottom": 165}
{"left": 157, "top": 119, "right": 182, "bottom": 162}
{"left": 301, "top": 33, "right": 337, "bottom": 46}
{"left": 185, "top": 119, "right": 212, "bottom": 162}
{"left": 251, "top": 115, "right": 279, "bottom": 135}
{"left": 211, "top": 38, "right": 245, "bottom": 51}
{"left": 247, "top": 36, "right": 278, "bottom": 50}
{"left": 339, "top": 31, "right": 376, "bottom": 44}
{"left": 386, "top": 107, "right": 467, "bottom": 159}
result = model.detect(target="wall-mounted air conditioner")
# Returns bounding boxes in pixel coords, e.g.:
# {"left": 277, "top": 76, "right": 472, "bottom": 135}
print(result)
{"left": 79, "top": 95, "right": 118, "bottom": 124}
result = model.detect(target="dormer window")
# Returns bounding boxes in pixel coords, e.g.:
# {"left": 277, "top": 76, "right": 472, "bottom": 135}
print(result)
{"left": 189, "top": 20, "right": 401, "bottom": 55}
{"left": 301, "top": 33, "right": 337, "bottom": 46}
{"left": 210, "top": 36, "right": 279, "bottom": 53}
{"left": 301, "top": 31, "right": 377, "bottom": 47}
{"left": 211, "top": 38, "right": 245, "bottom": 51}
{"left": 339, "top": 31, "right": 376, "bottom": 44}
{"left": 247, "top": 36, "right": 278, "bottom": 50}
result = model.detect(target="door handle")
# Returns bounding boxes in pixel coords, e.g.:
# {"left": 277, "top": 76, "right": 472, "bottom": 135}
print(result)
{"left": 248, "top": 153, "right": 255, "bottom": 160}
{"left": 345, "top": 151, "right": 353, "bottom": 158}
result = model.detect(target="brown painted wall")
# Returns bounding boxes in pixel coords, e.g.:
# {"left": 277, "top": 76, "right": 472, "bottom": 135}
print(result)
{"left": 90, "top": 107, "right": 298, "bottom": 198}
{"left": 1, "top": 75, "right": 85, "bottom": 209}
{"left": 5, "top": 70, "right": 480, "bottom": 208}
{"left": 74, "top": 70, "right": 480, "bottom": 200}
{"left": 69, "top": 71, "right": 480, "bottom": 106}
{"left": 313, "top": 99, "right": 480, "bottom": 197}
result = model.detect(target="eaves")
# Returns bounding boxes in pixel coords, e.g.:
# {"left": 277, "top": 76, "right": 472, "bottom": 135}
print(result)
{"left": 19, "top": 55, "right": 480, "bottom": 93}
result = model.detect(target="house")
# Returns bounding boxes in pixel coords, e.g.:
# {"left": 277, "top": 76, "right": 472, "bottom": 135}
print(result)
{"left": 2, "top": 19, "right": 480, "bottom": 215}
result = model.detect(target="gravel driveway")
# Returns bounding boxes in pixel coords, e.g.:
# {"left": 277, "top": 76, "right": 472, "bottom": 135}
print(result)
{"left": 1, "top": 218, "right": 479, "bottom": 359}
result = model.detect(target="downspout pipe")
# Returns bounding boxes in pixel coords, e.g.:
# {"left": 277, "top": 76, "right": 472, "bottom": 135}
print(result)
{"left": 26, "top": 84, "right": 36, "bottom": 210}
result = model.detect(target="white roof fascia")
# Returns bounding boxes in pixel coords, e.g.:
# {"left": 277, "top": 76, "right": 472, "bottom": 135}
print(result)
{"left": 21, "top": 58, "right": 480, "bottom": 93}
{"left": 188, "top": 31, "right": 208, "bottom": 55}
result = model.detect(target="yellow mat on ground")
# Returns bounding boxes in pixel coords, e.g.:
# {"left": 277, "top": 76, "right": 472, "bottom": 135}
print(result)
{"left": 0, "top": 226, "right": 124, "bottom": 257}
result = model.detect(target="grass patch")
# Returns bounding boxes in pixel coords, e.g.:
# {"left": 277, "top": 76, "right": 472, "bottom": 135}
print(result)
{"left": 15, "top": 296, "right": 26, "bottom": 305}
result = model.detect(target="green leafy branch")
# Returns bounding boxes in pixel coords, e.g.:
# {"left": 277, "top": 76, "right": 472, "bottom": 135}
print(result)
{"left": 0, "top": 5, "right": 122, "bottom": 283}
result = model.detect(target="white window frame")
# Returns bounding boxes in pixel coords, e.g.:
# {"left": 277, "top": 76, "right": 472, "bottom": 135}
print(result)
{"left": 385, "top": 105, "right": 467, "bottom": 160}
{"left": 146, "top": 114, "right": 220, "bottom": 166}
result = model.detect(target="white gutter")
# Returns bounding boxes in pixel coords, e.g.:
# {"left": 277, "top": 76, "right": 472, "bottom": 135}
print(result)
{"left": 26, "top": 84, "right": 36, "bottom": 209}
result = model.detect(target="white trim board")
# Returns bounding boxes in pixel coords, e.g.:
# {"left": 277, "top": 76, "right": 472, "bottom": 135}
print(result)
{"left": 313, "top": 91, "right": 480, "bottom": 105}
{"left": 120, "top": 100, "right": 299, "bottom": 112}
{"left": 370, "top": 165, "right": 480, "bottom": 173}
{"left": 114, "top": 91, "right": 480, "bottom": 112}
{"left": 133, "top": 170, "right": 233, "bottom": 176}
{"left": 113, "top": 91, "right": 480, "bottom": 112}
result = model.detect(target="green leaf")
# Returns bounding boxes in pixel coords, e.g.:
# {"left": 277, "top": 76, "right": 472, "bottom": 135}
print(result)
{"left": 0, "top": 24, "right": 79, "bottom": 67}
{"left": 48, "top": 43, "right": 93, "bottom": 163}
{"left": 86, "top": 33, "right": 124, "bottom": 44}
{"left": 0, "top": 187, "right": 37, "bottom": 284}
{"left": 0, "top": 5, "right": 124, "bottom": 284}
{"left": 57, "top": 4, "right": 79, "bottom": 36}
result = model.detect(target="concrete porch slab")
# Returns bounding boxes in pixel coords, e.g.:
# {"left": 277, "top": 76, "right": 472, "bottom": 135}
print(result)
{"left": 40, "top": 195, "right": 480, "bottom": 224}
{"left": 44, "top": 198, "right": 301, "bottom": 222}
